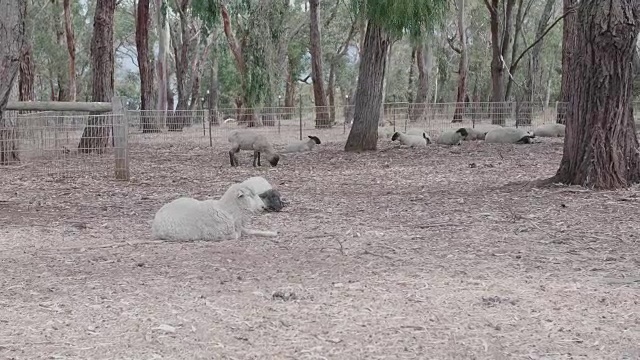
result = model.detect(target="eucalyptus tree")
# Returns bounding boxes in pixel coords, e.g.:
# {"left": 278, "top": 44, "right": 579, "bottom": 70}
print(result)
{"left": 344, "top": 0, "right": 447, "bottom": 152}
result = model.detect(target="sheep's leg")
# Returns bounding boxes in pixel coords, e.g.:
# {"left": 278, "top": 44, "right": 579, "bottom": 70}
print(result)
{"left": 229, "top": 146, "right": 240, "bottom": 167}
{"left": 253, "top": 151, "right": 261, "bottom": 167}
{"left": 241, "top": 227, "right": 278, "bottom": 237}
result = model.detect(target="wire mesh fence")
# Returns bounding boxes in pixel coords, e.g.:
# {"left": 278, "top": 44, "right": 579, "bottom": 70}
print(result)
{"left": 0, "top": 109, "right": 126, "bottom": 180}
{"left": 5, "top": 100, "right": 640, "bottom": 181}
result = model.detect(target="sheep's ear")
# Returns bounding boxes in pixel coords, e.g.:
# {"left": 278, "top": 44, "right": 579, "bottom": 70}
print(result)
{"left": 236, "top": 190, "right": 245, "bottom": 198}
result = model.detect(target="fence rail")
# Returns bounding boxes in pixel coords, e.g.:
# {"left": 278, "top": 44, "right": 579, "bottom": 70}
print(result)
{"left": 2, "top": 100, "right": 640, "bottom": 180}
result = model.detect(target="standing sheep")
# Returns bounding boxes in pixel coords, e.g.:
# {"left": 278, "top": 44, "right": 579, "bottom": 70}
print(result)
{"left": 282, "top": 136, "right": 322, "bottom": 153}
{"left": 239, "top": 176, "right": 287, "bottom": 212}
{"left": 151, "top": 182, "right": 278, "bottom": 241}
{"left": 391, "top": 131, "right": 431, "bottom": 147}
{"left": 435, "top": 128, "right": 469, "bottom": 145}
{"left": 485, "top": 127, "right": 535, "bottom": 144}
{"left": 228, "top": 130, "right": 280, "bottom": 167}
{"left": 533, "top": 123, "right": 565, "bottom": 138}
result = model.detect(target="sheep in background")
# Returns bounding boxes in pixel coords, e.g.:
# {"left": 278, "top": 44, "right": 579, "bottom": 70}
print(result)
{"left": 435, "top": 128, "right": 469, "bottom": 145}
{"left": 463, "top": 125, "right": 503, "bottom": 140}
{"left": 239, "top": 176, "right": 287, "bottom": 212}
{"left": 281, "top": 136, "right": 322, "bottom": 153}
{"left": 228, "top": 130, "right": 280, "bottom": 167}
{"left": 533, "top": 123, "right": 565, "bottom": 138}
{"left": 485, "top": 127, "right": 535, "bottom": 144}
{"left": 391, "top": 131, "right": 431, "bottom": 147}
{"left": 378, "top": 127, "right": 396, "bottom": 139}
{"left": 151, "top": 182, "right": 278, "bottom": 241}
{"left": 406, "top": 128, "right": 433, "bottom": 141}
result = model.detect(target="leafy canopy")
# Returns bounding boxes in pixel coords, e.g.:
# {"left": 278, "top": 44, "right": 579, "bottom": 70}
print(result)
{"left": 350, "top": 0, "right": 448, "bottom": 38}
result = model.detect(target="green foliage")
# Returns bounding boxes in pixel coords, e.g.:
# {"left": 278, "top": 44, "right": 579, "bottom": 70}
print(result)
{"left": 350, "top": 0, "right": 448, "bottom": 38}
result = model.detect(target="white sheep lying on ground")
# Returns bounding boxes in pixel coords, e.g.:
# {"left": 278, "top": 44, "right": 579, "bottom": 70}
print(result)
{"left": 228, "top": 130, "right": 280, "bottom": 167}
{"left": 533, "top": 123, "right": 565, "bottom": 137}
{"left": 282, "top": 135, "right": 321, "bottom": 153}
{"left": 485, "top": 127, "right": 535, "bottom": 144}
{"left": 435, "top": 128, "right": 469, "bottom": 145}
{"left": 151, "top": 182, "right": 278, "bottom": 241}
{"left": 239, "top": 176, "right": 287, "bottom": 212}
{"left": 463, "top": 125, "right": 503, "bottom": 140}
{"left": 391, "top": 131, "right": 430, "bottom": 147}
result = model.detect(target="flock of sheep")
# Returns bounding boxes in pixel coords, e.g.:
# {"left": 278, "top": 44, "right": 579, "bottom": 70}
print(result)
{"left": 149, "top": 122, "right": 566, "bottom": 242}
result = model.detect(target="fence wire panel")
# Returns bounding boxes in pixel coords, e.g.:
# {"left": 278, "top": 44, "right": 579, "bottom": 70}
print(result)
{"left": 0, "top": 110, "right": 126, "bottom": 180}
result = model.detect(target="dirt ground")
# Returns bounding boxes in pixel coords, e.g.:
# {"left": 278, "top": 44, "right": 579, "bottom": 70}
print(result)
{"left": 1, "top": 132, "right": 639, "bottom": 359}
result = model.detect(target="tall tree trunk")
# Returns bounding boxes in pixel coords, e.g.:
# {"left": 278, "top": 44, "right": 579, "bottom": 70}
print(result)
{"left": 557, "top": 0, "right": 578, "bottom": 124}
{"left": 78, "top": 0, "right": 116, "bottom": 154}
{"left": 504, "top": 0, "right": 528, "bottom": 101}
{"left": 284, "top": 57, "right": 295, "bottom": 119}
{"left": 309, "top": 0, "right": 329, "bottom": 128}
{"left": 519, "top": 0, "right": 555, "bottom": 125}
{"left": 327, "top": 64, "right": 336, "bottom": 124}
{"left": 548, "top": 0, "right": 640, "bottom": 189}
{"left": 53, "top": 1, "right": 68, "bottom": 102}
{"left": 379, "top": 41, "right": 393, "bottom": 126}
{"left": 209, "top": 57, "right": 219, "bottom": 126}
{"left": 344, "top": 21, "right": 390, "bottom": 152}
{"left": 136, "top": 0, "right": 159, "bottom": 132}
{"left": 155, "top": 0, "right": 169, "bottom": 123}
{"left": 0, "top": 0, "right": 27, "bottom": 165}
{"left": 486, "top": 0, "right": 516, "bottom": 125}
{"left": 410, "top": 41, "right": 429, "bottom": 122}
{"left": 63, "top": 0, "right": 76, "bottom": 101}
{"left": 19, "top": 0, "right": 35, "bottom": 103}
{"left": 452, "top": 0, "right": 468, "bottom": 123}
{"left": 407, "top": 47, "right": 416, "bottom": 103}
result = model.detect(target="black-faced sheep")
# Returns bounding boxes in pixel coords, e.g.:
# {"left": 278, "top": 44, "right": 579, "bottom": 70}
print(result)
{"left": 533, "top": 123, "right": 565, "bottom": 138}
{"left": 228, "top": 130, "right": 280, "bottom": 167}
{"left": 239, "top": 176, "right": 287, "bottom": 212}
{"left": 435, "top": 128, "right": 469, "bottom": 145}
{"left": 151, "top": 182, "right": 278, "bottom": 241}
{"left": 282, "top": 136, "right": 322, "bottom": 153}
{"left": 485, "top": 127, "right": 535, "bottom": 144}
{"left": 391, "top": 131, "right": 431, "bottom": 147}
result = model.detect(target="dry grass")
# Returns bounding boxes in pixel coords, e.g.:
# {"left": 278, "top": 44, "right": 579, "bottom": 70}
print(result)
{"left": 1, "top": 133, "right": 639, "bottom": 360}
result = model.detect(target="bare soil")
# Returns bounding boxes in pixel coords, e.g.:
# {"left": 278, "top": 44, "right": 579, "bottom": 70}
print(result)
{"left": 1, "top": 134, "right": 639, "bottom": 359}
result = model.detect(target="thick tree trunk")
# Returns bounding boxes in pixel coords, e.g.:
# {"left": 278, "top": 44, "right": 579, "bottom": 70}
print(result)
{"left": 327, "top": 64, "right": 336, "bottom": 124}
{"left": 284, "top": 60, "right": 295, "bottom": 119}
{"left": 19, "top": 0, "right": 35, "bottom": 103}
{"left": 519, "top": 0, "right": 555, "bottom": 126}
{"left": 486, "top": 0, "right": 516, "bottom": 125}
{"left": 155, "top": 0, "right": 169, "bottom": 124}
{"left": 0, "top": 0, "right": 26, "bottom": 165}
{"left": 504, "top": 0, "right": 527, "bottom": 101}
{"left": 209, "top": 55, "right": 219, "bottom": 126}
{"left": 53, "top": 1, "right": 69, "bottom": 102}
{"left": 344, "top": 21, "right": 390, "bottom": 152}
{"left": 63, "top": 0, "right": 76, "bottom": 101}
{"left": 136, "top": 0, "right": 159, "bottom": 133}
{"left": 557, "top": 0, "right": 579, "bottom": 124}
{"left": 410, "top": 41, "right": 429, "bottom": 122}
{"left": 309, "top": 0, "right": 330, "bottom": 128}
{"left": 452, "top": 0, "right": 468, "bottom": 123}
{"left": 548, "top": 0, "right": 640, "bottom": 189}
{"left": 78, "top": 0, "right": 116, "bottom": 154}
{"left": 407, "top": 47, "right": 416, "bottom": 103}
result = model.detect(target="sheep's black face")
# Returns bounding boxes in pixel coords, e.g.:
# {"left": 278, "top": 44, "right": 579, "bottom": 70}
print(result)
{"left": 391, "top": 132, "right": 400, "bottom": 141}
{"left": 259, "top": 189, "right": 286, "bottom": 212}
{"left": 268, "top": 154, "right": 280, "bottom": 166}
{"left": 516, "top": 136, "right": 533, "bottom": 144}
{"left": 456, "top": 128, "right": 469, "bottom": 138}
{"left": 308, "top": 135, "right": 321, "bottom": 144}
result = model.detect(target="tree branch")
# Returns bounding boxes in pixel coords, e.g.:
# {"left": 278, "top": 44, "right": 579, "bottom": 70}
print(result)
{"left": 323, "top": 0, "right": 341, "bottom": 28}
{"left": 510, "top": 7, "right": 574, "bottom": 72}
{"left": 298, "top": 75, "right": 311, "bottom": 84}
{"left": 446, "top": 35, "right": 461, "bottom": 54}
{"left": 219, "top": 2, "right": 245, "bottom": 74}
